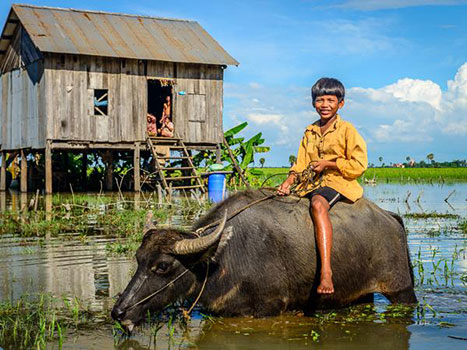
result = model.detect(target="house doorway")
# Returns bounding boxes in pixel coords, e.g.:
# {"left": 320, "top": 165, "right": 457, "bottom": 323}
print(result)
{"left": 147, "top": 79, "right": 173, "bottom": 136}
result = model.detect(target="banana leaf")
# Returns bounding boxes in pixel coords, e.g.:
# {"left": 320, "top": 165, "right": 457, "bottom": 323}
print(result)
{"left": 224, "top": 122, "right": 248, "bottom": 138}
{"left": 254, "top": 146, "right": 270, "bottom": 153}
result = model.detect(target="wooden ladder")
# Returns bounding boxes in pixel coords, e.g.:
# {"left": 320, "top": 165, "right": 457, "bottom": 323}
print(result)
{"left": 146, "top": 136, "right": 206, "bottom": 194}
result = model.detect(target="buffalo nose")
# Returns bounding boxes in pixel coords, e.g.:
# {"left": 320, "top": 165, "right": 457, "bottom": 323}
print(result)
{"left": 111, "top": 306, "right": 126, "bottom": 321}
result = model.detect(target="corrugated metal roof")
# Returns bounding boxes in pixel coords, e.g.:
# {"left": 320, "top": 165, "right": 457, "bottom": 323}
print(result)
{"left": 0, "top": 4, "right": 239, "bottom": 66}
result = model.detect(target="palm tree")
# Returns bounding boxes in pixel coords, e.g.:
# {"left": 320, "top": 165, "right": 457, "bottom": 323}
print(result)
{"left": 259, "top": 157, "right": 265, "bottom": 168}
{"left": 426, "top": 153, "right": 435, "bottom": 166}
{"left": 378, "top": 156, "right": 383, "bottom": 167}
{"left": 289, "top": 155, "right": 297, "bottom": 167}
{"left": 406, "top": 156, "right": 411, "bottom": 162}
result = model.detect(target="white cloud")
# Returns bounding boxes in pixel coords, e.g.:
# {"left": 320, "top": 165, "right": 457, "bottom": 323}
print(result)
{"left": 347, "top": 62, "right": 467, "bottom": 143}
{"left": 249, "top": 82, "right": 262, "bottom": 89}
{"left": 373, "top": 120, "right": 433, "bottom": 142}
{"left": 224, "top": 63, "right": 467, "bottom": 165}
{"left": 382, "top": 78, "right": 442, "bottom": 109}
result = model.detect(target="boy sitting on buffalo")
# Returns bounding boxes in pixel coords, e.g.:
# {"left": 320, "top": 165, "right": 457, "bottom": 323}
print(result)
{"left": 278, "top": 78, "right": 367, "bottom": 294}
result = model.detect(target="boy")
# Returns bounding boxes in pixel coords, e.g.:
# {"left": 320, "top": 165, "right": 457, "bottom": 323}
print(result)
{"left": 277, "top": 78, "right": 367, "bottom": 294}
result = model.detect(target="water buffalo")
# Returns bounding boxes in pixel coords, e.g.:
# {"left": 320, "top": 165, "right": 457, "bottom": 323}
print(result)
{"left": 112, "top": 189, "right": 416, "bottom": 329}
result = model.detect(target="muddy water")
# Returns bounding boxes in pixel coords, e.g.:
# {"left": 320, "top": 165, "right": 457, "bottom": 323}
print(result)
{"left": 0, "top": 183, "right": 466, "bottom": 349}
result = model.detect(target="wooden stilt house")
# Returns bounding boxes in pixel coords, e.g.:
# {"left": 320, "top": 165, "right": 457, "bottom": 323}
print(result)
{"left": 0, "top": 4, "right": 238, "bottom": 193}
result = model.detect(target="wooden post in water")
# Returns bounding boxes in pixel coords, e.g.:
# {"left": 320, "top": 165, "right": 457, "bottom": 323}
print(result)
{"left": 104, "top": 150, "right": 113, "bottom": 191}
{"left": 0, "top": 191, "right": 5, "bottom": 211}
{"left": 45, "top": 141, "right": 53, "bottom": 194}
{"left": 0, "top": 151, "right": 6, "bottom": 191}
{"left": 157, "top": 184, "right": 162, "bottom": 207}
{"left": 20, "top": 149, "right": 28, "bottom": 193}
{"left": 134, "top": 143, "right": 141, "bottom": 192}
{"left": 20, "top": 192, "right": 28, "bottom": 212}
{"left": 45, "top": 194, "right": 52, "bottom": 222}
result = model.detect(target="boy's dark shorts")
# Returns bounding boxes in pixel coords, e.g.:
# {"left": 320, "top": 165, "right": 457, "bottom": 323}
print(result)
{"left": 307, "top": 186, "right": 345, "bottom": 208}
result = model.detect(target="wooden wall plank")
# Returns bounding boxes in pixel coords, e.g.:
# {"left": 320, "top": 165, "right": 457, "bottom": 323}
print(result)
{"left": 1, "top": 53, "right": 224, "bottom": 148}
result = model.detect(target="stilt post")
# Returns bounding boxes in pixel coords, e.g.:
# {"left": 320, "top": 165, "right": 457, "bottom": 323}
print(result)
{"left": 104, "top": 150, "right": 113, "bottom": 191}
{"left": 81, "top": 151, "right": 88, "bottom": 190}
{"left": 20, "top": 149, "right": 28, "bottom": 193}
{"left": 45, "top": 141, "right": 53, "bottom": 194}
{"left": 0, "top": 151, "right": 6, "bottom": 191}
{"left": 134, "top": 143, "right": 140, "bottom": 192}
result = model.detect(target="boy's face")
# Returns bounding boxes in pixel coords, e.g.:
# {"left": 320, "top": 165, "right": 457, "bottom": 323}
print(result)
{"left": 314, "top": 95, "right": 344, "bottom": 120}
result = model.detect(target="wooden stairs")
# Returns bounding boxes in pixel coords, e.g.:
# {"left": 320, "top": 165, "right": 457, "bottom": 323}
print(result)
{"left": 146, "top": 136, "right": 206, "bottom": 194}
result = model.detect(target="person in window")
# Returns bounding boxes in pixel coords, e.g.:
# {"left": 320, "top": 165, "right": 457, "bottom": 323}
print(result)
{"left": 158, "top": 96, "right": 174, "bottom": 137}
{"left": 147, "top": 113, "right": 157, "bottom": 136}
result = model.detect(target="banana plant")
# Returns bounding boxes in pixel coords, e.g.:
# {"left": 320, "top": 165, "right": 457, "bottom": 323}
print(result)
{"left": 193, "top": 122, "right": 270, "bottom": 174}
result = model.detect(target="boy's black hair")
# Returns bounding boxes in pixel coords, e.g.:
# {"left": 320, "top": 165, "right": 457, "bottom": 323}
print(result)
{"left": 311, "top": 78, "right": 345, "bottom": 106}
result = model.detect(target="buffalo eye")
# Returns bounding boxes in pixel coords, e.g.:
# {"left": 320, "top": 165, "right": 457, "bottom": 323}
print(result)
{"left": 151, "top": 261, "right": 171, "bottom": 274}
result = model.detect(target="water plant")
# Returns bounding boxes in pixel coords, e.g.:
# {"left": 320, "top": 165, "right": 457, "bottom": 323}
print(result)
{"left": 404, "top": 212, "right": 460, "bottom": 219}
{"left": 0, "top": 295, "right": 67, "bottom": 349}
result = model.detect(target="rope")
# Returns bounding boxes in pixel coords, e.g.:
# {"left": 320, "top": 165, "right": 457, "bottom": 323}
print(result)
{"left": 196, "top": 163, "right": 320, "bottom": 234}
{"left": 195, "top": 194, "right": 277, "bottom": 234}
{"left": 291, "top": 163, "right": 323, "bottom": 194}
{"left": 126, "top": 269, "right": 190, "bottom": 311}
{"left": 183, "top": 262, "right": 210, "bottom": 319}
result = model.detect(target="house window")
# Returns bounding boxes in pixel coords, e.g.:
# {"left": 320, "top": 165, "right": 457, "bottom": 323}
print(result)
{"left": 94, "top": 89, "right": 108, "bottom": 116}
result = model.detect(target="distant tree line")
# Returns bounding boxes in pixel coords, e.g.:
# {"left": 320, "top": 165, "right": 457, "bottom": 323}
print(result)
{"left": 368, "top": 154, "right": 466, "bottom": 168}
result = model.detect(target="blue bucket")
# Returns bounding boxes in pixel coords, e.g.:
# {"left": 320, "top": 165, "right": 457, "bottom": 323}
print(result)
{"left": 208, "top": 173, "right": 226, "bottom": 203}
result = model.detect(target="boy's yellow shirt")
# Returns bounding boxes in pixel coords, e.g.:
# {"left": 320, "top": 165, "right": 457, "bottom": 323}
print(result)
{"left": 290, "top": 115, "right": 367, "bottom": 202}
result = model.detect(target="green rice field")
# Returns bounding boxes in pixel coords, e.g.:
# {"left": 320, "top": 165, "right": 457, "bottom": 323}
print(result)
{"left": 252, "top": 167, "right": 467, "bottom": 186}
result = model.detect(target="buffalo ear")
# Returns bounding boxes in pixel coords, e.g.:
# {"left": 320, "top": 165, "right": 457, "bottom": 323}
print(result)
{"left": 210, "top": 226, "right": 233, "bottom": 263}
{"left": 143, "top": 212, "right": 157, "bottom": 235}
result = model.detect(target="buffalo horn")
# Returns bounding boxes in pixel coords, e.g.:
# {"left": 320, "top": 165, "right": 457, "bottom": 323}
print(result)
{"left": 173, "top": 211, "right": 228, "bottom": 255}
{"left": 144, "top": 212, "right": 157, "bottom": 234}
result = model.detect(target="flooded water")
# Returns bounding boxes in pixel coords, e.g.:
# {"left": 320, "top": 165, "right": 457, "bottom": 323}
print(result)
{"left": 0, "top": 183, "right": 466, "bottom": 349}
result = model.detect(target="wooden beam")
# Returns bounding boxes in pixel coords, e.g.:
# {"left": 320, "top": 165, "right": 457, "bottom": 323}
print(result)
{"left": 134, "top": 143, "right": 140, "bottom": 192}
{"left": 50, "top": 141, "right": 139, "bottom": 150}
{"left": 0, "top": 151, "right": 6, "bottom": 191}
{"left": 20, "top": 149, "right": 27, "bottom": 192}
{"left": 45, "top": 141, "right": 53, "bottom": 194}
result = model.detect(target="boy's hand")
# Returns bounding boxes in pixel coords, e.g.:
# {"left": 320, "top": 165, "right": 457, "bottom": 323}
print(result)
{"left": 311, "top": 160, "right": 328, "bottom": 173}
{"left": 277, "top": 182, "right": 291, "bottom": 196}
{"left": 277, "top": 173, "right": 296, "bottom": 196}
{"left": 312, "top": 160, "right": 338, "bottom": 173}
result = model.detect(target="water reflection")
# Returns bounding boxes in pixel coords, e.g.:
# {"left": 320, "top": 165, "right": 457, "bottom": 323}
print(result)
{"left": 0, "top": 183, "right": 466, "bottom": 350}
{"left": 0, "top": 234, "right": 135, "bottom": 311}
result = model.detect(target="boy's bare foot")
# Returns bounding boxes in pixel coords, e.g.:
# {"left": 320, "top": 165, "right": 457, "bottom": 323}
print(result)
{"left": 317, "top": 271, "right": 334, "bottom": 294}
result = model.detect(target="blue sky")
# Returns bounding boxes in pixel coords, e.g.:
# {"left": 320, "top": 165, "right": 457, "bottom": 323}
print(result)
{"left": 1, "top": 0, "right": 466, "bottom": 166}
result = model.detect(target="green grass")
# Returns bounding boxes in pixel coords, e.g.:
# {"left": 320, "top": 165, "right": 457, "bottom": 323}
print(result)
{"left": 403, "top": 212, "right": 460, "bottom": 219}
{"left": 0, "top": 294, "right": 106, "bottom": 350}
{"left": 251, "top": 167, "right": 467, "bottom": 185}
{"left": 362, "top": 167, "right": 467, "bottom": 182}
{"left": 459, "top": 220, "right": 467, "bottom": 234}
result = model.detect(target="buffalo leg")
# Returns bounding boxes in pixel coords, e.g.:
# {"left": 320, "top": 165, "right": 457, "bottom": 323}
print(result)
{"left": 384, "top": 288, "right": 417, "bottom": 304}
